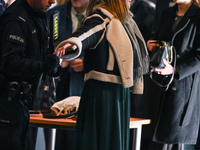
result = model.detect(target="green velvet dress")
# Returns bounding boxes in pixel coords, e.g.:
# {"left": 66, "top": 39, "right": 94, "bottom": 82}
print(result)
{"left": 75, "top": 79, "right": 131, "bottom": 150}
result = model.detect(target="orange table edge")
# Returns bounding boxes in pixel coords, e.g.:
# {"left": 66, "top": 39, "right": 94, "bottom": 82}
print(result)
{"left": 29, "top": 114, "right": 150, "bottom": 150}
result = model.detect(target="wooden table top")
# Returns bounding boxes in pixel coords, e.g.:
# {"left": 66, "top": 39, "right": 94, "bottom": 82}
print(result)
{"left": 30, "top": 113, "right": 76, "bottom": 127}
{"left": 130, "top": 117, "right": 151, "bottom": 126}
{"left": 30, "top": 113, "right": 150, "bottom": 128}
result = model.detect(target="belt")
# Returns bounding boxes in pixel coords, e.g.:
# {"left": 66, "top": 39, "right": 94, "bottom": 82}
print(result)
{"left": 6, "top": 81, "right": 32, "bottom": 104}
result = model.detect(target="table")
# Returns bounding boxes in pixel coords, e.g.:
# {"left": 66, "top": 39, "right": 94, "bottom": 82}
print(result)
{"left": 29, "top": 114, "right": 150, "bottom": 150}
{"left": 129, "top": 118, "right": 151, "bottom": 150}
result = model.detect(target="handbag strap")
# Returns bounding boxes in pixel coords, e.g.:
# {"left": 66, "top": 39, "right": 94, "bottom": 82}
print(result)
{"left": 149, "top": 46, "right": 177, "bottom": 91}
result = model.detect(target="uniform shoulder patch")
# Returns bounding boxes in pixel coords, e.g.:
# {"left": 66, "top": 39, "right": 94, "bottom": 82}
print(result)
{"left": 7, "top": 34, "right": 25, "bottom": 45}
{"left": 18, "top": 16, "right": 26, "bottom": 22}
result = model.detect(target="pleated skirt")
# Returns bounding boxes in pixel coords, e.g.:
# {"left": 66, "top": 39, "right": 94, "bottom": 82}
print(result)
{"left": 75, "top": 79, "right": 130, "bottom": 150}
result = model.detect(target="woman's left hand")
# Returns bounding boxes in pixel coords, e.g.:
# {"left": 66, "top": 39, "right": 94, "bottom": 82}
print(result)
{"left": 53, "top": 43, "right": 77, "bottom": 57}
{"left": 151, "top": 59, "right": 175, "bottom": 75}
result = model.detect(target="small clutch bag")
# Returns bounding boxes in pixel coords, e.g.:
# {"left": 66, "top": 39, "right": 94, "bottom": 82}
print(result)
{"left": 149, "top": 41, "right": 177, "bottom": 91}
{"left": 150, "top": 41, "right": 174, "bottom": 68}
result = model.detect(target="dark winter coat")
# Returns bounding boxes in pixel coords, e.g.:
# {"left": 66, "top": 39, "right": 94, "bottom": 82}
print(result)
{"left": 47, "top": 1, "right": 85, "bottom": 99}
{"left": 130, "top": 0, "right": 155, "bottom": 41}
{"left": 0, "top": 0, "right": 6, "bottom": 16}
{"left": 138, "top": 4, "right": 200, "bottom": 144}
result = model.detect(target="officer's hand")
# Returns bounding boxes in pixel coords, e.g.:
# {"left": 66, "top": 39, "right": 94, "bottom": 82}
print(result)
{"left": 39, "top": 54, "right": 60, "bottom": 73}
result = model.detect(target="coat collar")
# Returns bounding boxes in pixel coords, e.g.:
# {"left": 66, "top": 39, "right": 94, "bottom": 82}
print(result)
{"left": 171, "top": 4, "right": 199, "bottom": 34}
{"left": 167, "top": 3, "right": 199, "bottom": 19}
{"left": 170, "top": 3, "right": 199, "bottom": 17}
{"left": 184, "top": 4, "right": 199, "bottom": 18}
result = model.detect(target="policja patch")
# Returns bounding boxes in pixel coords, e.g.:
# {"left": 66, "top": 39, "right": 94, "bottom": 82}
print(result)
{"left": 7, "top": 34, "right": 25, "bottom": 45}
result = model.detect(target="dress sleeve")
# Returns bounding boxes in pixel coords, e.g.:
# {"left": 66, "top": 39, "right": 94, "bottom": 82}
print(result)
{"left": 56, "top": 12, "right": 109, "bottom": 61}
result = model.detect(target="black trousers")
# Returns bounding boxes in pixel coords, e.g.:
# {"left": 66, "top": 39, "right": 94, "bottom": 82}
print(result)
{"left": 0, "top": 93, "right": 29, "bottom": 150}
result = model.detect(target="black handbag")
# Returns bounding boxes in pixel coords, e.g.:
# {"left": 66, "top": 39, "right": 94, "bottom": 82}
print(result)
{"left": 149, "top": 41, "right": 177, "bottom": 91}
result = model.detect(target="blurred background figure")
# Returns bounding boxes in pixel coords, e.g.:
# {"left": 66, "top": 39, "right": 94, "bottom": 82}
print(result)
{"left": 153, "top": 0, "right": 170, "bottom": 34}
{"left": 47, "top": 0, "right": 88, "bottom": 149}
{"left": 47, "top": 0, "right": 87, "bottom": 107}
{"left": 129, "top": 1, "right": 155, "bottom": 149}
{"left": 0, "top": 0, "right": 15, "bottom": 15}
{"left": 0, "top": 0, "right": 6, "bottom": 15}
{"left": 129, "top": 0, "right": 155, "bottom": 119}
{"left": 130, "top": 0, "right": 155, "bottom": 42}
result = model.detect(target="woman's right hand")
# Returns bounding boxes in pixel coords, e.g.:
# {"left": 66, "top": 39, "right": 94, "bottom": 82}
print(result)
{"left": 61, "top": 60, "right": 69, "bottom": 68}
{"left": 53, "top": 43, "right": 77, "bottom": 57}
{"left": 151, "top": 59, "right": 175, "bottom": 75}
{"left": 147, "top": 40, "right": 159, "bottom": 52}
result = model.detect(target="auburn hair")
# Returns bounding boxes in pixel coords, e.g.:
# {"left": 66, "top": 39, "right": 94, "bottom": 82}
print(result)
{"left": 194, "top": 0, "right": 200, "bottom": 6}
{"left": 87, "top": 0, "right": 129, "bottom": 24}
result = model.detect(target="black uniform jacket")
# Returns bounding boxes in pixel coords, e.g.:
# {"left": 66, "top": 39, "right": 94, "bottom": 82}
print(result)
{"left": 138, "top": 4, "right": 200, "bottom": 144}
{"left": 0, "top": 0, "right": 48, "bottom": 84}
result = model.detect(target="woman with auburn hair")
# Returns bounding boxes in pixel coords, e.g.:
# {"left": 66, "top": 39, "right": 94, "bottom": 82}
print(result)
{"left": 54, "top": 0, "right": 149, "bottom": 149}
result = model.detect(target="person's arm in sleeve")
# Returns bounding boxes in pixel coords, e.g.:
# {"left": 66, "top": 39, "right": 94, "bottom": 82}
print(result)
{"left": 54, "top": 12, "right": 108, "bottom": 60}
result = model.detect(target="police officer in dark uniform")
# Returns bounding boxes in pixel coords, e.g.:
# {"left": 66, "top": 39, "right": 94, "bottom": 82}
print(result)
{"left": 0, "top": 0, "right": 57, "bottom": 149}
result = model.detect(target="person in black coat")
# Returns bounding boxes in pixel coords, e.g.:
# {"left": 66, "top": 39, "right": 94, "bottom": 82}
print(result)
{"left": 0, "top": 0, "right": 58, "bottom": 149}
{"left": 138, "top": 0, "right": 200, "bottom": 150}
{"left": 129, "top": 1, "right": 155, "bottom": 149}
{"left": 129, "top": 0, "right": 155, "bottom": 117}
{"left": 46, "top": 1, "right": 88, "bottom": 150}
{"left": 153, "top": 0, "right": 170, "bottom": 34}
{"left": 130, "top": 0, "right": 155, "bottom": 42}
{"left": 47, "top": 0, "right": 87, "bottom": 101}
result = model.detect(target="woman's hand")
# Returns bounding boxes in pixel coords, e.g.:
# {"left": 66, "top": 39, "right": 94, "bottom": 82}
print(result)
{"left": 151, "top": 59, "right": 176, "bottom": 75}
{"left": 69, "top": 58, "right": 84, "bottom": 72}
{"left": 53, "top": 43, "right": 77, "bottom": 57}
{"left": 61, "top": 60, "right": 69, "bottom": 68}
{"left": 147, "top": 40, "right": 159, "bottom": 52}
